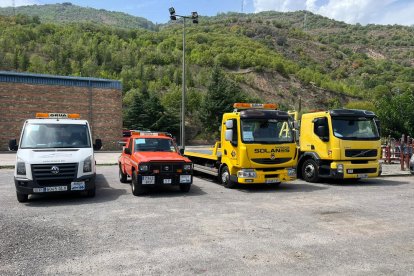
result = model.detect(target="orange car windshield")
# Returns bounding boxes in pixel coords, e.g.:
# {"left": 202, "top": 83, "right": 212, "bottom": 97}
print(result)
{"left": 134, "top": 138, "right": 177, "bottom": 152}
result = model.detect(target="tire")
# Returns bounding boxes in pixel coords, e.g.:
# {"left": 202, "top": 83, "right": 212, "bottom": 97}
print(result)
{"left": 302, "top": 159, "right": 320, "bottom": 183}
{"left": 119, "top": 164, "right": 128, "bottom": 183}
{"left": 131, "top": 171, "right": 146, "bottom": 196}
{"left": 179, "top": 184, "right": 191, "bottom": 193}
{"left": 16, "top": 191, "right": 29, "bottom": 203}
{"left": 221, "top": 166, "right": 236, "bottom": 189}
{"left": 86, "top": 187, "right": 96, "bottom": 198}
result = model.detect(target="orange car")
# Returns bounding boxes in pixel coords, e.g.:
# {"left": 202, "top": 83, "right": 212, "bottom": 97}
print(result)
{"left": 118, "top": 132, "right": 193, "bottom": 196}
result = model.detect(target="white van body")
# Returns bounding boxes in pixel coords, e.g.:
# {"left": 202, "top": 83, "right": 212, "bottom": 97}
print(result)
{"left": 13, "top": 116, "right": 98, "bottom": 202}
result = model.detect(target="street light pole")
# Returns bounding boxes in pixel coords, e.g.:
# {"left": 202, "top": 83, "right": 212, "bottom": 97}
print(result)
{"left": 168, "top": 7, "right": 198, "bottom": 151}
{"left": 181, "top": 17, "right": 186, "bottom": 150}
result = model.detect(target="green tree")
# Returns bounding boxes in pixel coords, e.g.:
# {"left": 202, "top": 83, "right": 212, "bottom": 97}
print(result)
{"left": 199, "top": 66, "right": 251, "bottom": 134}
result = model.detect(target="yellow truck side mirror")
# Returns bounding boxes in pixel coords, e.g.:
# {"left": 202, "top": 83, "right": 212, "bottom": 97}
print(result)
{"left": 225, "top": 130, "right": 233, "bottom": 141}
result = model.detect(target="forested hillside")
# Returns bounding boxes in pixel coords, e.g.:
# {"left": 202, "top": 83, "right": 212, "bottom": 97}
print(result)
{"left": 0, "top": 3, "right": 155, "bottom": 30}
{"left": 0, "top": 8, "right": 413, "bottom": 139}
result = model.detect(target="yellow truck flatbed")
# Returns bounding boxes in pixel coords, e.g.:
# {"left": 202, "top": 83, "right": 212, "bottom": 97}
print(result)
{"left": 184, "top": 144, "right": 222, "bottom": 176}
{"left": 184, "top": 144, "right": 221, "bottom": 160}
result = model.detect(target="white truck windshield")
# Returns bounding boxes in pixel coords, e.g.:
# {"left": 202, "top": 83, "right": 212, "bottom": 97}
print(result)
{"left": 332, "top": 117, "right": 379, "bottom": 140}
{"left": 20, "top": 124, "right": 91, "bottom": 149}
{"left": 241, "top": 119, "right": 293, "bottom": 144}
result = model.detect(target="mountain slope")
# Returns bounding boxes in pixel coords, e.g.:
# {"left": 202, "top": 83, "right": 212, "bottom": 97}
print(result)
{"left": 0, "top": 9, "right": 413, "bottom": 137}
{"left": 0, "top": 3, "right": 155, "bottom": 30}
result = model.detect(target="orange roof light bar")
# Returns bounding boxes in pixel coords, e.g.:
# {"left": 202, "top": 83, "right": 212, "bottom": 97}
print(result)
{"left": 68, "top": 113, "right": 80, "bottom": 119}
{"left": 233, "top": 103, "right": 278, "bottom": 110}
{"left": 35, "top": 113, "right": 80, "bottom": 119}
{"left": 131, "top": 132, "right": 168, "bottom": 137}
{"left": 35, "top": 113, "right": 49, "bottom": 118}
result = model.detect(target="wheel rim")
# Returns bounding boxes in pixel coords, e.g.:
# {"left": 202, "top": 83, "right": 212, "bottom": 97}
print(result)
{"left": 304, "top": 163, "right": 315, "bottom": 179}
{"left": 221, "top": 169, "right": 229, "bottom": 184}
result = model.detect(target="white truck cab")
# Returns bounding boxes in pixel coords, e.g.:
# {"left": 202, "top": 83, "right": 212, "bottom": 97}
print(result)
{"left": 9, "top": 113, "right": 102, "bottom": 202}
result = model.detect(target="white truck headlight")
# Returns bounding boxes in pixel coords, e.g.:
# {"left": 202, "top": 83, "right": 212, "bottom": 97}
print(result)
{"left": 237, "top": 169, "right": 256, "bottom": 178}
{"left": 337, "top": 164, "right": 344, "bottom": 173}
{"left": 83, "top": 156, "right": 92, "bottom": 173}
{"left": 16, "top": 161, "right": 26, "bottom": 176}
{"left": 139, "top": 164, "right": 149, "bottom": 172}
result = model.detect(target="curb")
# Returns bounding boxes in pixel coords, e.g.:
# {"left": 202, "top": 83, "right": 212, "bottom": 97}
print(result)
{"left": 380, "top": 174, "right": 412, "bottom": 177}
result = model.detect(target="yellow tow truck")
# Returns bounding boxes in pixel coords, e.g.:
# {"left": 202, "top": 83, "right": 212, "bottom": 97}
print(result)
{"left": 293, "top": 109, "right": 382, "bottom": 182}
{"left": 184, "top": 103, "right": 297, "bottom": 188}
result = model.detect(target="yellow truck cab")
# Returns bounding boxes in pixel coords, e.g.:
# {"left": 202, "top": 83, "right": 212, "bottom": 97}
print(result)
{"left": 297, "top": 109, "right": 381, "bottom": 182}
{"left": 185, "top": 103, "right": 297, "bottom": 188}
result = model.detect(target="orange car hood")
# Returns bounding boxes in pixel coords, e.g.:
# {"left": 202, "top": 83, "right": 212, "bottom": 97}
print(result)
{"left": 132, "top": 151, "right": 191, "bottom": 163}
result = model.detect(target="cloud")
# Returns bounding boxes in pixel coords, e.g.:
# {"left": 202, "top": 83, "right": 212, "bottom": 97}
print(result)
{"left": 0, "top": 0, "right": 39, "bottom": 8}
{"left": 253, "top": 0, "right": 414, "bottom": 25}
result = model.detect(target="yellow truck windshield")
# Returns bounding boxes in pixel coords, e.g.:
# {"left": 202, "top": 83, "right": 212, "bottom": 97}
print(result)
{"left": 332, "top": 117, "right": 379, "bottom": 140}
{"left": 241, "top": 119, "right": 293, "bottom": 144}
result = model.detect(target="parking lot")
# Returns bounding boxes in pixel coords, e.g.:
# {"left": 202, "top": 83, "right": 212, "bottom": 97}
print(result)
{"left": 1, "top": 166, "right": 413, "bottom": 275}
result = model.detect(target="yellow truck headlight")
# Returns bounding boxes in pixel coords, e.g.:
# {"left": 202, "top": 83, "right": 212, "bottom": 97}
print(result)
{"left": 237, "top": 169, "right": 256, "bottom": 178}
{"left": 287, "top": 168, "right": 296, "bottom": 176}
{"left": 337, "top": 164, "right": 344, "bottom": 173}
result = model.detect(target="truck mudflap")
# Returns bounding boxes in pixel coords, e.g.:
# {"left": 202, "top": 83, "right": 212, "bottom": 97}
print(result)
{"left": 230, "top": 168, "right": 296, "bottom": 184}
{"left": 326, "top": 161, "right": 380, "bottom": 179}
{"left": 14, "top": 174, "right": 96, "bottom": 194}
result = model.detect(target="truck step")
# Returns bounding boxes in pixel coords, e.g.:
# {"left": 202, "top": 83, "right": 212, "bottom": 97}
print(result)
{"left": 194, "top": 164, "right": 219, "bottom": 177}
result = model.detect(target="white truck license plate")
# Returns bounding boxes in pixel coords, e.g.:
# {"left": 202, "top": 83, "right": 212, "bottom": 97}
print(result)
{"left": 33, "top": 186, "right": 68, "bottom": 193}
{"left": 71, "top": 182, "right": 85, "bottom": 191}
{"left": 163, "top": 179, "right": 172, "bottom": 184}
{"left": 180, "top": 175, "right": 191, "bottom": 183}
{"left": 142, "top": 176, "right": 155, "bottom": 184}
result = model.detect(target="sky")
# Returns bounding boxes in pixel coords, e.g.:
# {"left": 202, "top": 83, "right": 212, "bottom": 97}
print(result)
{"left": 0, "top": 0, "right": 413, "bottom": 26}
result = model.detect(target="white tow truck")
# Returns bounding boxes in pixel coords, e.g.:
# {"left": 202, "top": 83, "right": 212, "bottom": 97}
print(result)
{"left": 9, "top": 113, "right": 102, "bottom": 202}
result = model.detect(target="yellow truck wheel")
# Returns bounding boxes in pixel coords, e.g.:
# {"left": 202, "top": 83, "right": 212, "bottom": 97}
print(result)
{"left": 221, "top": 166, "right": 236, "bottom": 189}
{"left": 302, "top": 159, "right": 320, "bottom": 183}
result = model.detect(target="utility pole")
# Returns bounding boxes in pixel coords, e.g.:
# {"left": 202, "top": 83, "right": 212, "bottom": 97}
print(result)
{"left": 12, "top": 0, "right": 16, "bottom": 16}
{"left": 182, "top": 17, "right": 186, "bottom": 150}
{"left": 241, "top": 0, "right": 244, "bottom": 13}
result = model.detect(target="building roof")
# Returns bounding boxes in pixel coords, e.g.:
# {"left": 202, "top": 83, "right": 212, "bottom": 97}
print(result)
{"left": 0, "top": 71, "right": 122, "bottom": 90}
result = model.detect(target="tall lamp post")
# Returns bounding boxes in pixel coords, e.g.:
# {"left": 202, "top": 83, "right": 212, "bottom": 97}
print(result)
{"left": 169, "top": 7, "right": 198, "bottom": 150}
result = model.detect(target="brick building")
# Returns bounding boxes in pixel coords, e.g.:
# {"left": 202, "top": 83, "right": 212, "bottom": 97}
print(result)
{"left": 0, "top": 71, "right": 122, "bottom": 151}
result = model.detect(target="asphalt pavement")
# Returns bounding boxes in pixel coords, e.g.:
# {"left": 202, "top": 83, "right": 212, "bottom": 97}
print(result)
{"left": 0, "top": 167, "right": 413, "bottom": 275}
